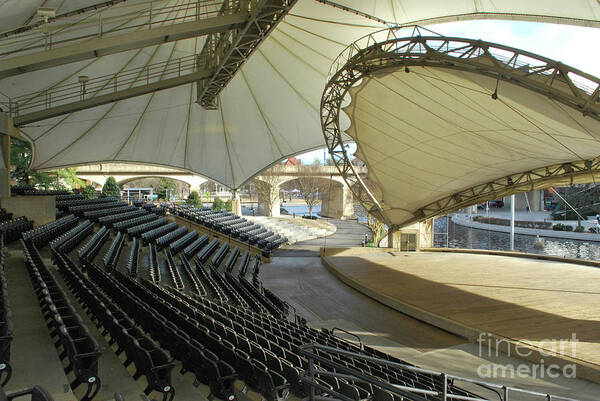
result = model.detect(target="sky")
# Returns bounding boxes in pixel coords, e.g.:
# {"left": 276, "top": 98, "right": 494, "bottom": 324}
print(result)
{"left": 294, "top": 19, "right": 600, "bottom": 163}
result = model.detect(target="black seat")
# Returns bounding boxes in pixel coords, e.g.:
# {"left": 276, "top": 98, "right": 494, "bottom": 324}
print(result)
{"left": 132, "top": 338, "right": 175, "bottom": 401}
{"left": 0, "top": 385, "right": 54, "bottom": 401}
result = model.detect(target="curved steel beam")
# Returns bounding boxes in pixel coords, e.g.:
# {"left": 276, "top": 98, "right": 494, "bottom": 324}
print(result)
{"left": 321, "top": 28, "right": 600, "bottom": 227}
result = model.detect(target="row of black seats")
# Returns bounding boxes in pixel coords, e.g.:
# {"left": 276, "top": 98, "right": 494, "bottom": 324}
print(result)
{"left": 127, "top": 218, "right": 168, "bottom": 240}
{"left": 148, "top": 243, "right": 161, "bottom": 284}
{"left": 183, "top": 234, "right": 209, "bottom": 260}
{"left": 99, "top": 209, "right": 147, "bottom": 228}
{"left": 112, "top": 272, "right": 247, "bottom": 401}
{"left": 50, "top": 220, "right": 95, "bottom": 255}
{"left": 174, "top": 207, "right": 287, "bottom": 253}
{"left": 56, "top": 197, "right": 118, "bottom": 212}
{"left": 141, "top": 223, "right": 178, "bottom": 246}
{"left": 83, "top": 205, "right": 136, "bottom": 222}
{"left": 0, "top": 237, "right": 13, "bottom": 386}
{"left": 70, "top": 201, "right": 126, "bottom": 217}
{"left": 163, "top": 249, "right": 184, "bottom": 290}
{"left": 113, "top": 214, "right": 158, "bottom": 233}
{"left": 1, "top": 217, "right": 33, "bottom": 244}
{"left": 193, "top": 257, "right": 228, "bottom": 304}
{"left": 169, "top": 231, "right": 198, "bottom": 255}
{"left": 78, "top": 226, "right": 110, "bottom": 262}
{"left": 0, "top": 209, "right": 13, "bottom": 224}
{"left": 144, "top": 282, "right": 291, "bottom": 401}
{"left": 103, "top": 232, "right": 125, "bottom": 271}
{"left": 22, "top": 240, "right": 101, "bottom": 400}
{"left": 51, "top": 251, "right": 174, "bottom": 401}
{"left": 126, "top": 237, "right": 140, "bottom": 277}
{"left": 22, "top": 215, "right": 77, "bottom": 247}
{"left": 179, "top": 255, "right": 206, "bottom": 297}
{"left": 155, "top": 226, "right": 188, "bottom": 251}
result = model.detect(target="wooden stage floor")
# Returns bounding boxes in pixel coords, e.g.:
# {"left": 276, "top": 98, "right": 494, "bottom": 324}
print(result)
{"left": 323, "top": 250, "right": 600, "bottom": 383}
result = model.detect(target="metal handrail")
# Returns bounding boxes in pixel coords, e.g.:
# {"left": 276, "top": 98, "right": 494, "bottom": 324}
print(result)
{"left": 330, "top": 327, "right": 363, "bottom": 351}
{"left": 0, "top": 0, "right": 236, "bottom": 58}
{"left": 298, "top": 343, "right": 581, "bottom": 401}
{"left": 0, "top": 53, "right": 208, "bottom": 118}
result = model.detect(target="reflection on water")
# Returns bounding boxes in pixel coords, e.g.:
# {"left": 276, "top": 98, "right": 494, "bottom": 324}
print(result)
{"left": 434, "top": 217, "right": 600, "bottom": 261}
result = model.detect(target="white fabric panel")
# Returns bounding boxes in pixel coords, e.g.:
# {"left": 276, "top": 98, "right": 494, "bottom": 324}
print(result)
{"left": 1, "top": 0, "right": 599, "bottom": 189}
{"left": 346, "top": 67, "right": 600, "bottom": 225}
{"left": 339, "top": 0, "right": 600, "bottom": 27}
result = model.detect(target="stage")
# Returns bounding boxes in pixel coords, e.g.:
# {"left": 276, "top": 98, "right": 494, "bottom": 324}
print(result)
{"left": 322, "top": 248, "right": 600, "bottom": 384}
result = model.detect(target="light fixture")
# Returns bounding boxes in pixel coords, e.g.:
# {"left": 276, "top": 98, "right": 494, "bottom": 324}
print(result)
{"left": 37, "top": 7, "right": 56, "bottom": 34}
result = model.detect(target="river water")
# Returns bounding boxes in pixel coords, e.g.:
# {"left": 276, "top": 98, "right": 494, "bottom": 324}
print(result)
{"left": 434, "top": 217, "right": 600, "bottom": 261}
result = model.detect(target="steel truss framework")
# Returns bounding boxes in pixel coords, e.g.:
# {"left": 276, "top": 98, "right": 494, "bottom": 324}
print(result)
{"left": 0, "top": 1, "right": 246, "bottom": 79}
{"left": 196, "top": 0, "right": 297, "bottom": 109}
{"left": 321, "top": 27, "right": 600, "bottom": 228}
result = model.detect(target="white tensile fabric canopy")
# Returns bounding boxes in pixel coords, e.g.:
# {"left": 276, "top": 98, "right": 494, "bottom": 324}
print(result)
{"left": 1, "top": 0, "right": 599, "bottom": 189}
{"left": 345, "top": 68, "right": 600, "bottom": 226}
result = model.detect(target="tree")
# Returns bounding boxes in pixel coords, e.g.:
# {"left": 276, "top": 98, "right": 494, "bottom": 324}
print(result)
{"left": 10, "top": 138, "right": 32, "bottom": 184}
{"left": 212, "top": 196, "right": 225, "bottom": 211}
{"left": 82, "top": 185, "right": 98, "bottom": 199}
{"left": 225, "top": 199, "right": 232, "bottom": 212}
{"left": 253, "top": 167, "right": 280, "bottom": 217}
{"left": 297, "top": 166, "right": 328, "bottom": 217}
{"left": 187, "top": 191, "right": 201, "bottom": 208}
{"left": 57, "top": 167, "right": 85, "bottom": 189}
{"left": 156, "top": 177, "right": 177, "bottom": 200}
{"left": 102, "top": 176, "right": 121, "bottom": 198}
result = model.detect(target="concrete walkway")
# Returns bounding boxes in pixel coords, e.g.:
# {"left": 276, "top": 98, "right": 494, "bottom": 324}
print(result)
{"left": 273, "top": 219, "right": 371, "bottom": 257}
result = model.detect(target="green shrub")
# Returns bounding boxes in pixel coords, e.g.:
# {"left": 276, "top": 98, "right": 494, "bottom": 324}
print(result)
{"left": 574, "top": 226, "right": 585, "bottom": 232}
{"left": 82, "top": 185, "right": 97, "bottom": 199}
{"left": 212, "top": 196, "right": 225, "bottom": 211}
{"left": 102, "top": 176, "right": 121, "bottom": 198}
{"left": 565, "top": 225, "right": 573, "bottom": 232}
{"left": 187, "top": 191, "right": 201, "bottom": 208}
{"left": 225, "top": 199, "right": 232, "bottom": 212}
{"left": 552, "top": 223, "right": 563, "bottom": 231}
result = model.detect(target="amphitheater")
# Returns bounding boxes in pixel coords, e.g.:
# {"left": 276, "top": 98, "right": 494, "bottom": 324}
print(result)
{"left": 0, "top": 1, "right": 600, "bottom": 401}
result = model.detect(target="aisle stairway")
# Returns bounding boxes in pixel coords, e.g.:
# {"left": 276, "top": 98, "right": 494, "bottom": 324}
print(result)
{"left": 245, "top": 217, "right": 335, "bottom": 244}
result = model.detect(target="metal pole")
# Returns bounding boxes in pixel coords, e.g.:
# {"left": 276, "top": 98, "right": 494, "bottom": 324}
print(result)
{"left": 445, "top": 215, "right": 449, "bottom": 248}
{"left": 308, "top": 356, "right": 316, "bottom": 401}
{"left": 510, "top": 194, "right": 515, "bottom": 251}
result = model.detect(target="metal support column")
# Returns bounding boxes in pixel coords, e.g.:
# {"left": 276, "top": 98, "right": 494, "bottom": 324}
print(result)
{"left": 510, "top": 194, "right": 515, "bottom": 251}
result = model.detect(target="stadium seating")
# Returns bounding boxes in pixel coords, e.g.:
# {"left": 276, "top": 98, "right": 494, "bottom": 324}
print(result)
{"left": 22, "top": 241, "right": 101, "bottom": 400}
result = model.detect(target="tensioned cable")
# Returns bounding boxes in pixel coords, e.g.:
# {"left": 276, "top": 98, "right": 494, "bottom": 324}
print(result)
{"left": 406, "top": 69, "right": 558, "bottom": 164}
{"left": 287, "top": 14, "right": 385, "bottom": 28}
{"left": 312, "top": 0, "right": 390, "bottom": 26}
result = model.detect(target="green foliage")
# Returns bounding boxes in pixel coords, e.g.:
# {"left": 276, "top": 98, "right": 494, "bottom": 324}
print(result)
{"left": 10, "top": 138, "right": 32, "bottom": 184}
{"left": 225, "top": 199, "right": 232, "bottom": 212}
{"left": 212, "top": 196, "right": 225, "bottom": 211}
{"left": 82, "top": 186, "right": 98, "bottom": 199}
{"left": 156, "top": 177, "right": 177, "bottom": 200}
{"left": 57, "top": 168, "right": 85, "bottom": 189}
{"left": 552, "top": 223, "right": 574, "bottom": 231}
{"left": 574, "top": 225, "right": 585, "bottom": 232}
{"left": 187, "top": 191, "right": 202, "bottom": 207}
{"left": 102, "top": 176, "right": 121, "bottom": 198}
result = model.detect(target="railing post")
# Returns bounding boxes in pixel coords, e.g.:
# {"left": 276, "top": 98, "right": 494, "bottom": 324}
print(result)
{"left": 308, "top": 355, "right": 315, "bottom": 401}
{"left": 441, "top": 373, "right": 447, "bottom": 401}
{"left": 503, "top": 385, "right": 509, "bottom": 401}
{"left": 99, "top": 12, "right": 103, "bottom": 38}
{"left": 149, "top": 1, "right": 153, "bottom": 29}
